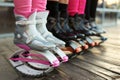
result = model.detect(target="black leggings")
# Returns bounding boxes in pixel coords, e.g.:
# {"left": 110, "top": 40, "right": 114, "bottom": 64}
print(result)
{"left": 85, "top": 0, "right": 98, "bottom": 21}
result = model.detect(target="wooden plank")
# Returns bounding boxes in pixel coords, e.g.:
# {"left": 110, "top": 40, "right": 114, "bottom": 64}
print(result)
{"left": 36, "top": 69, "right": 71, "bottom": 80}
{"left": 83, "top": 51, "right": 120, "bottom": 66}
{"left": 58, "top": 62, "right": 106, "bottom": 80}
{"left": 105, "top": 40, "right": 120, "bottom": 46}
{"left": 70, "top": 58, "right": 119, "bottom": 80}
{"left": 0, "top": 50, "right": 18, "bottom": 80}
{"left": 88, "top": 47, "right": 120, "bottom": 60}
{"left": 103, "top": 43, "right": 120, "bottom": 49}
{"left": 77, "top": 55, "right": 120, "bottom": 74}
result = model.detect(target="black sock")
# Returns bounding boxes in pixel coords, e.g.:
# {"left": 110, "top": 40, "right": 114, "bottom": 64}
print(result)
{"left": 59, "top": 3, "right": 68, "bottom": 18}
{"left": 46, "top": 1, "right": 59, "bottom": 18}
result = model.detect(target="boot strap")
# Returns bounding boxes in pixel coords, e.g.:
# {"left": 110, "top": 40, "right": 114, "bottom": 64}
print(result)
{"left": 25, "top": 34, "right": 36, "bottom": 44}
{"left": 16, "top": 20, "right": 36, "bottom": 25}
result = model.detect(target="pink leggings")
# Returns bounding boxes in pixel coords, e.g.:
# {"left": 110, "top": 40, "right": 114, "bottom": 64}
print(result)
{"left": 68, "top": 0, "right": 86, "bottom": 16}
{"left": 14, "top": 0, "right": 47, "bottom": 18}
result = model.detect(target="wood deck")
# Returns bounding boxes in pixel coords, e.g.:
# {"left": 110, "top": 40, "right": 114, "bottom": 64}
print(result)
{"left": 0, "top": 26, "right": 120, "bottom": 80}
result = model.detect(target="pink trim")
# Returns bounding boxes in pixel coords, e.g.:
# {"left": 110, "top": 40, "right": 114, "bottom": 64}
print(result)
{"left": 10, "top": 57, "right": 50, "bottom": 65}
{"left": 16, "top": 44, "right": 31, "bottom": 50}
{"left": 62, "top": 56, "right": 68, "bottom": 62}
{"left": 52, "top": 60, "right": 60, "bottom": 67}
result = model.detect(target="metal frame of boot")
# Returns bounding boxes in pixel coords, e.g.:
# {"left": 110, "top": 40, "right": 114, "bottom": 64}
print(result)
{"left": 9, "top": 49, "right": 68, "bottom": 77}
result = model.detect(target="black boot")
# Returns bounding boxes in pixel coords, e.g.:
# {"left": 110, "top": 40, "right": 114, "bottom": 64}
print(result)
{"left": 69, "top": 14, "right": 95, "bottom": 36}
{"left": 47, "top": 15, "right": 77, "bottom": 42}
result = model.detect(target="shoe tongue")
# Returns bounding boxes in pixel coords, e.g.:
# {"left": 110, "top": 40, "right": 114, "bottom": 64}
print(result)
{"left": 36, "top": 11, "right": 49, "bottom": 19}
{"left": 28, "top": 11, "right": 37, "bottom": 20}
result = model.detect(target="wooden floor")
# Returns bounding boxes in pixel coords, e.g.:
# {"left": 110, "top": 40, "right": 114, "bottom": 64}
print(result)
{"left": 0, "top": 26, "right": 120, "bottom": 80}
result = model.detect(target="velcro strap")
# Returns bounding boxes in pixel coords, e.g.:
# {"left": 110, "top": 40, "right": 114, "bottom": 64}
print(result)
{"left": 26, "top": 34, "right": 36, "bottom": 44}
{"left": 42, "top": 32, "right": 52, "bottom": 38}
{"left": 16, "top": 20, "right": 36, "bottom": 25}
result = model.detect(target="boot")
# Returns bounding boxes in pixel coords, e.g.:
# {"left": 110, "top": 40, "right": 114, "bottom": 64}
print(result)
{"left": 69, "top": 14, "right": 95, "bottom": 36}
{"left": 47, "top": 15, "right": 82, "bottom": 53}
{"left": 14, "top": 11, "right": 56, "bottom": 51}
{"left": 47, "top": 17, "right": 77, "bottom": 41}
{"left": 36, "top": 11, "right": 65, "bottom": 47}
{"left": 89, "top": 18, "right": 106, "bottom": 34}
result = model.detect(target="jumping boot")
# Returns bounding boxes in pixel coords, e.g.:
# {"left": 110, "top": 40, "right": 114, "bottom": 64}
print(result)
{"left": 89, "top": 18, "right": 106, "bottom": 34}
{"left": 9, "top": 11, "right": 61, "bottom": 76}
{"left": 36, "top": 11, "right": 68, "bottom": 62}
{"left": 69, "top": 14, "right": 95, "bottom": 47}
{"left": 84, "top": 19, "right": 107, "bottom": 45}
{"left": 47, "top": 16, "right": 82, "bottom": 55}
{"left": 36, "top": 11, "right": 65, "bottom": 47}
{"left": 14, "top": 11, "right": 56, "bottom": 51}
{"left": 60, "top": 17, "right": 89, "bottom": 50}
{"left": 9, "top": 49, "right": 59, "bottom": 76}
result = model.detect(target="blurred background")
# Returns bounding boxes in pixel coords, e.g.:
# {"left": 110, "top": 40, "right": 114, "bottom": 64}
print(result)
{"left": 97, "top": 0, "right": 120, "bottom": 26}
{"left": 0, "top": 0, "right": 120, "bottom": 36}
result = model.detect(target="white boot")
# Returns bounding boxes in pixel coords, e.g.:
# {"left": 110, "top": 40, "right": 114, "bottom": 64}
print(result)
{"left": 36, "top": 11, "right": 65, "bottom": 47}
{"left": 14, "top": 11, "right": 56, "bottom": 51}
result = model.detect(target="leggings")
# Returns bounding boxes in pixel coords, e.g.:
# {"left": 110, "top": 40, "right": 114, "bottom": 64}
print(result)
{"left": 68, "top": 0, "right": 86, "bottom": 16}
{"left": 14, "top": 0, "right": 47, "bottom": 18}
{"left": 85, "top": 0, "right": 98, "bottom": 20}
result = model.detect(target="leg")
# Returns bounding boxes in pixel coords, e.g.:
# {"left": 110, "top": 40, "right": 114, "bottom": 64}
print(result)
{"left": 78, "top": 0, "right": 86, "bottom": 15}
{"left": 47, "top": 0, "right": 59, "bottom": 18}
{"left": 13, "top": 0, "right": 32, "bottom": 18}
{"left": 90, "top": 0, "right": 98, "bottom": 21}
{"left": 10, "top": 0, "right": 60, "bottom": 76}
{"left": 32, "top": 0, "right": 47, "bottom": 12}
{"left": 59, "top": 0, "right": 75, "bottom": 33}
{"left": 14, "top": 0, "right": 55, "bottom": 51}
{"left": 68, "top": 0, "right": 79, "bottom": 16}
{"left": 47, "top": 0, "right": 82, "bottom": 54}
{"left": 32, "top": 0, "right": 68, "bottom": 62}
{"left": 89, "top": 0, "right": 106, "bottom": 34}
{"left": 85, "top": 0, "right": 91, "bottom": 20}
{"left": 59, "top": 0, "right": 69, "bottom": 18}
{"left": 32, "top": 0, "right": 65, "bottom": 47}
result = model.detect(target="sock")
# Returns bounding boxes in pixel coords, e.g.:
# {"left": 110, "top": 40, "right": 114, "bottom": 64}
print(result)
{"left": 68, "top": 0, "right": 79, "bottom": 16}
{"left": 78, "top": 0, "right": 86, "bottom": 15}
{"left": 59, "top": 3, "right": 68, "bottom": 18}
{"left": 46, "top": 1, "right": 59, "bottom": 18}
{"left": 32, "top": 0, "right": 47, "bottom": 12}
{"left": 13, "top": 0, "right": 32, "bottom": 18}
